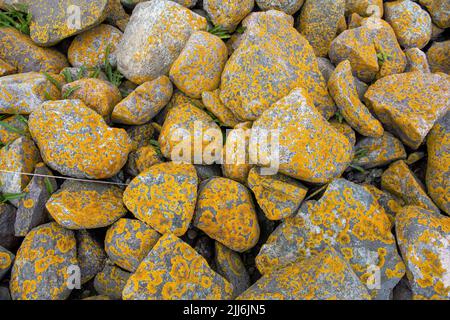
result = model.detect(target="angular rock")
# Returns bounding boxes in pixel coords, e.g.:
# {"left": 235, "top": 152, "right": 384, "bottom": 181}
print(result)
{"left": 0, "top": 246, "right": 14, "bottom": 281}
{"left": 203, "top": 0, "right": 254, "bottom": 31}
{"left": 94, "top": 262, "right": 131, "bottom": 300}
{"left": 256, "top": 0, "right": 304, "bottom": 15}
{"left": 0, "top": 203, "right": 19, "bottom": 251}
{"left": 202, "top": 89, "right": 240, "bottom": 127}
{"left": 76, "top": 230, "right": 106, "bottom": 284}
{"left": 364, "top": 184, "right": 404, "bottom": 224}
{"left": 405, "top": 47, "right": 430, "bottom": 73}
{"left": 427, "top": 40, "right": 450, "bottom": 74}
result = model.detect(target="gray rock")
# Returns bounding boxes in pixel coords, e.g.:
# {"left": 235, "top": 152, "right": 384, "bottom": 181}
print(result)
{"left": 94, "top": 262, "right": 131, "bottom": 300}
{"left": 0, "top": 245, "right": 14, "bottom": 280}
{"left": 256, "top": 0, "right": 304, "bottom": 15}
{"left": 76, "top": 230, "right": 106, "bottom": 284}
{"left": 0, "top": 203, "right": 19, "bottom": 251}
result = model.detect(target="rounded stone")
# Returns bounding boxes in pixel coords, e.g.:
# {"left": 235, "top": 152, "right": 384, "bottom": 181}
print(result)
{"left": 0, "top": 246, "right": 14, "bottom": 281}
{"left": 405, "top": 47, "right": 430, "bottom": 73}
{"left": 203, "top": 0, "right": 254, "bottom": 31}
{"left": 256, "top": 0, "right": 304, "bottom": 15}
{"left": 427, "top": 40, "right": 450, "bottom": 74}
{"left": 418, "top": 0, "right": 450, "bottom": 28}
{"left": 94, "top": 263, "right": 131, "bottom": 300}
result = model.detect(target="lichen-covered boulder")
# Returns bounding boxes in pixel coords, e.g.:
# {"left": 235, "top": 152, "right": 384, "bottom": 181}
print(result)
{"left": 364, "top": 184, "right": 403, "bottom": 224}
{"left": 297, "top": 0, "right": 345, "bottom": 57}
{"left": 94, "top": 262, "right": 131, "bottom": 300}
{"left": 364, "top": 72, "right": 449, "bottom": 149}
{"left": 203, "top": 0, "right": 254, "bottom": 31}
{"left": 220, "top": 10, "right": 335, "bottom": 121}
{"left": 116, "top": 0, "right": 207, "bottom": 84}
{"left": 107, "top": 0, "right": 130, "bottom": 31}
{"left": 105, "top": 218, "right": 161, "bottom": 272}
{"left": 112, "top": 76, "right": 173, "bottom": 125}
{"left": 252, "top": 88, "right": 352, "bottom": 183}
{"left": 240, "top": 248, "right": 371, "bottom": 300}
{"left": 384, "top": 0, "right": 432, "bottom": 49}
{"left": 28, "top": 99, "right": 132, "bottom": 179}
{"left": 396, "top": 206, "right": 450, "bottom": 299}
{"left": 0, "top": 246, "right": 14, "bottom": 281}
{"left": 10, "top": 222, "right": 77, "bottom": 300}
{"left": 0, "top": 115, "right": 30, "bottom": 146}
{"left": 426, "top": 113, "right": 449, "bottom": 214}
{"left": 46, "top": 180, "right": 126, "bottom": 230}
{"left": 170, "top": 31, "right": 228, "bottom": 99}
{"left": 345, "top": 0, "right": 383, "bottom": 17}
{"left": 76, "top": 230, "right": 106, "bottom": 284}
{"left": 382, "top": 160, "right": 440, "bottom": 214}
{"left": 0, "top": 58, "right": 16, "bottom": 76}
{"left": 328, "top": 60, "right": 384, "bottom": 137}
{"left": 418, "top": 0, "right": 449, "bottom": 28}
{"left": 125, "top": 145, "right": 163, "bottom": 177}
{"left": 0, "top": 203, "right": 19, "bottom": 251}
{"left": 256, "top": 178, "right": 405, "bottom": 299}
{"left": 194, "top": 177, "right": 259, "bottom": 252}
{"left": 427, "top": 40, "right": 450, "bottom": 74}
{"left": 123, "top": 162, "right": 198, "bottom": 236}
{"left": 0, "top": 27, "right": 68, "bottom": 73}
{"left": 247, "top": 167, "right": 308, "bottom": 220}
{"left": 201, "top": 89, "right": 240, "bottom": 127}
{"left": 405, "top": 47, "right": 430, "bottom": 73}
{"left": 68, "top": 24, "right": 122, "bottom": 68}
{"left": 122, "top": 233, "right": 233, "bottom": 300}
{"left": 256, "top": 0, "right": 304, "bottom": 15}
{"left": 0, "top": 72, "right": 61, "bottom": 114}
{"left": 329, "top": 120, "right": 357, "bottom": 146}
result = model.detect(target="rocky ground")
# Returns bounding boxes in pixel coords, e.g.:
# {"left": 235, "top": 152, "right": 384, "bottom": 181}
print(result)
{"left": 0, "top": 0, "right": 449, "bottom": 300}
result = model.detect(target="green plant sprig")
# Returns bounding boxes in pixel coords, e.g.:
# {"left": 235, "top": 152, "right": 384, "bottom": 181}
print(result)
{"left": 0, "top": 4, "right": 31, "bottom": 35}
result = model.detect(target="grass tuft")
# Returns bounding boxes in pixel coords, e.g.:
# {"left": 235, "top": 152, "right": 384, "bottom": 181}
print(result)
{"left": 0, "top": 4, "right": 31, "bottom": 35}
{"left": 104, "top": 45, "right": 124, "bottom": 87}
{"left": 207, "top": 25, "right": 232, "bottom": 39}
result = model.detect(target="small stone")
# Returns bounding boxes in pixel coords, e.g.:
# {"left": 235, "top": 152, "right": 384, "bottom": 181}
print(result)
{"left": 384, "top": 0, "right": 432, "bottom": 49}
{"left": 106, "top": 0, "right": 130, "bottom": 31}
{"left": 122, "top": 233, "right": 233, "bottom": 300}
{"left": 0, "top": 203, "right": 19, "bottom": 251}
{"left": 382, "top": 160, "right": 440, "bottom": 214}
{"left": 76, "top": 230, "right": 106, "bottom": 284}
{"left": 68, "top": 24, "right": 122, "bottom": 69}
{"left": 201, "top": 89, "right": 240, "bottom": 127}
{"left": 256, "top": 0, "right": 304, "bottom": 15}
{"left": 345, "top": 0, "right": 384, "bottom": 17}
{"left": 105, "top": 218, "right": 161, "bottom": 272}
{"left": 329, "top": 120, "right": 357, "bottom": 146}
{"left": 363, "top": 184, "right": 403, "bottom": 224}
{"left": 396, "top": 206, "right": 450, "bottom": 299}
{"left": 0, "top": 58, "right": 16, "bottom": 76}
{"left": 0, "top": 115, "right": 30, "bottom": 146}
{"left": 125, "top": 145, "right": 163, "bottom": 177}
{"left": 28, "top": 99, "right": 132, "bottom": 179}
{"left": 94, "top": 262, "right": 131, "bottom": 300}
{"left": 46, "top": 180, "right": 127, "bottom": 230}
{"left": 418, "top": 0, "right": 450, "bottom": 29}
{"left": 427, "top": 40, "right": 450, "bottom": 74}
{"left": 112, "top": 76, "right": 173, "bottom": 125}
{"left": 123, "top": 162, "right": 198, "bottom": 236}
{"left": 203, "top": 0, "right": 254, "bottom": 31}
{"left": 0, "top": 246, "right": 14, "bottom": 281}
{"left": 10, "top": 222, "right": 77, "bottom": 300}
{"left": 405, "top": 48, "right": 430, "bottom": 73}
{"left": 126, "top": 124, "right": 155, "bottom": 151}
{"left": 194, "top": 177, "right": 259, "bottom": 252}
{"left": 194, "top": 164, "right": 222, "bottom": 181}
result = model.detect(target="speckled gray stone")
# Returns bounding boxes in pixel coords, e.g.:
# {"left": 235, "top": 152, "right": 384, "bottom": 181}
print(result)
{"left": 76, "top": 230, "right": 106, "bottom": 284}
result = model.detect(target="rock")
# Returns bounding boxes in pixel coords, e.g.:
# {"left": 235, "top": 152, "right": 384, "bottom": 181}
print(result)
{"left": 112, "top": 76, "right": 173, "bottom": 125}
{"left": 405, "top": 48, "right": 430, "bottom": 73}
{"left": 170, "top": 31, "right": 228, "bottom": 99}
{"left": 0, "top": 115, "right": 30, "bottom": 146}
{"left": 59, "top": 66, "right": 108, "bottom": 82}
{"left": 256, "top": 0, "right": 304, "bottom": 15}
{"left": 46, "top": 180, "right": 126, "bottom": 230}
{"left": 426, "top": 113, "right": 449, "bottom": 214}
{"left": 0, "top": 246, "right": 14, "bottom": 281}
{"left": 10, "top": 222, "right": 77, "bottom": 300}
{"left": 345, "top": 0, "right": 384, "bottom": 17}
{"left": 384, "top": 0, "right": 432, "bottom": 49}
{"left": 256, "top": 178, "right": 405, "bottom": 299}
{"left": 123, "top": 162, "right": 198, "bottom": 236}
{"left": 352, "top": 132, "right": 407, "bottom": 169}
{"left": 14, "top": 163, "right": 56, "bottom": 236}
{"left": 247, "top": 167, "right": 308, "bottom": 220}
{"left": 122, "top": 233, "right": 233, "bottom": 300}
{"left": 328, "top": 60, "right": 384, "bottom": 137}
{"left": 61, "top": 78, "right": 122, "bottom": 120}
{"left": 396, "top": 206, "right": 450, "bottom": 299}
{"left": 297, "top": 0, "right": 345, "bottom": 57}
{"left": 364, "top": 72, "right": 449, "bottom": 149}
{"left": 252, "top": 88, "right": 352, "bottom": 183}
{"left": 214, "top": 242, "right": 250, "bottom": 298}
{"left": 126, "top": 124, "right": 155, "bottom": 151}
{"left": 116, "top": 0, "right": 207, "bottom": 84}
{"left": 0, "top": 203, "right": 19, "bottom": 251}
{"left": 0, "top": 72, "right": 61, "bottom": 114}
{"left": 28, "top": 99, "right": 132, "bottom": 179}
{"left": 418, "top": 0, "right": 450, "bottom": 28}
{"left": 203, "top": 0, "right": 254, "bottom": 31}
{"left": 329, "top": 120, "right": 357, "bottom": 146}
{"left": 94, "top": 262, "right": 131, "bottom": 299}
{"left": 0, "top": 59, "right": 15, "bottom": 77}
{"left": 194, "top": 177, "right": 259, "bottom": 252}
{"left": 427, "top": 40, "right": 450, "bottom": 74}
{"left": 106, "top": 0, "right": 130, "bottom": 31}
{"left": 105, "top": 218, "right": 161, "bottom": 272}
{"left": 201, "top": 89, "right": 240, "bottom": 127}
{"left": 220, "top": 10, "right": 335, "bottom": 121}
{"left": 194, "top": 164, "right": 222, "bottom": 181}
{"left": 68, "top": 24, "right": 122, "bottom": 68}
{"left": 0, "top": 27, "right": 68, "bottom": 73}
{"left": 0, "top": 286, "right": 11, "bottom": 300}
{"left": 125, "top": 145, "right": 163, "bottom": 177}
{"left": 364, "top": 184, "right": 404, "bottom": 224}
{"left": 76, "top": 230, "right": 106, "bottom": 284}
{"left": 239, "top": 248, "right": 371, "bottom": 300}
{"left": 382, "top": 160, "right": 440, "bottom": 214}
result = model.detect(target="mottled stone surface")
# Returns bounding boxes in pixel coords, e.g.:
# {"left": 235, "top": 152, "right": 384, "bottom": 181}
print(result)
{"left": 329, "top": 120, "right": 357, "bottom": 146}
{"left": 0, "top": 115, "right": 30, "bottom": 146}
{"left": 0, "top": 246, "right": 14, "bottom": 281}
{"left": 0, "top": 58, "right": 16, "bottom": 76}
{"left": 76, "top": 230, "right": 106, "bottom": 284}
{"left": 94, "top": 263, "right": 131, "bottom": 300}
{"left": 418, "top": 0, "right": 450, "bottom": 28}
{"left": 203, "top": 0, "right": 254, "bottom": 31}
{"left": 345, "top": 0, "right": 383, "bottom": 17}
{"left": 125, "top": 145, "right": 163, "bottom": 177}
{"left": 405, "top": 47, "right": 430, "bottom": 73}
{"left": 427, "top": 40, "right": 450, "bottom": 74}
{"left": 10, "top": 222, "right": 77, "bottom": 300}
{"left": 364, "top": 184, "right": 403, "bottom": 224}
{"left": 256, "top": 0, "right": 304, "bottom": 15}
{"left": 122, "top": 233, "right": 233, "bottom": 300}
{"left": 202, "top": 89, "right": 240, "bottom": 127}
{"left": 0, "top": 203, "right": 19, "bottom": 251}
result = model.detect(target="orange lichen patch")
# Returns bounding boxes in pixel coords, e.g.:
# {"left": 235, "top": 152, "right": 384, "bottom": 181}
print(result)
{"left": 328, "top": 60, "right": 384, "bottom": 138}
{"left": 345, "top": 0, "right": 383, "bottom": 17}
{"left": 68, "top": 24, "right": 122, "bottom": 68}
{"left": 419, "top": 0, "right": 450, "bottom": 28}
{"left": 364, "top": 72, "right": 449, "bottom": 149}
{"left": 94, "top": 263, "right": 131, "bottom": 300}
{"left": 204, "top": 0, "right": 254, "bottom": 31}
{"left": 353, "top": 132, "right": 406, "bottom": 169}
{"left": 0, "top": 115, "right": 30, "bottom": 145}
{"left": 239, "top": 248, "right": 371, "bottom": 300}
{"left": 123, "top": 162, "right": 198, "bottom": 236}
{"left": 112, "top": 76, "right": 173, "bottom": 125}
{"left": 194, "top": 177, "right": 259, "bottom": 252}
{"left": 202, "top": 89, "right": 240, "bottom": 127}
{"left": 426, "top": 112, "right": 449, "bottom": 214}
{"left": 0, "top": 58, "right": 16, "bottom": 76}
{"left": 329, "top": 120, "right": 356, "bottom": 146}
{"left": 10, "top": 222, "right": 77, "bottom": 300}
{"left": 122, "top": 233, "right": 233, "bottom": 300}
{"left": 0, "top": 27, "right": 68, "bottom": 73}
{"left": 105, "top": 218, "right": 161, "bottom": 272}
{"left": 76, "top": 230, "right": 106, "bottom": 284}
{"left": 404, "top": 48, "right": 430, "bottom": 73}
{"left": 220, "top": 10, "right": 335, "bottom": 121}
{"left": 0, "top": 246, "right": 14, "bottom": 280}
{"left": 363, "top": 184, "right": 404, "bottom": 225}
{"left": 126, "top": 145, "right": 163, "bottom": 177}
{"left": 46, "top": 180, "right": 127, "bottom": 230}
{"left": 427, "top": 40, "right": 450, "bottom": 74}
{"left": 247, "top": 167, "right": 308, "bottom": 220}
{"left": 256, "top": 178, "right": 404, "bottom": 299}
{"left": 396, "top": 206, "right": 450, "bottom": 299}
{"left": 0, "top": 72, "right": 61, "bottom": 114}
{"left": 297, "top": 0, "right": 345, "bottom": 57}
{"left": 382, "top": 160, "right": 440, "bottom": 214}
{"left": 28, "top": 99, "right": 131, "bottom": 179}
{"left": 252, "top": 88, "right": 352, "bottom": 183}
{"left": 170, "top": 31, "right": 228, "bottom": 99}
{"left": 384, "top": 0, "right": 432, "bottom": 49}
{"left": 62, "top": 78, "right": 122, "bottom": 120}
